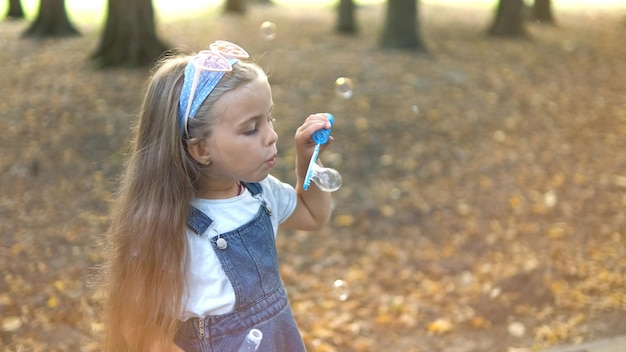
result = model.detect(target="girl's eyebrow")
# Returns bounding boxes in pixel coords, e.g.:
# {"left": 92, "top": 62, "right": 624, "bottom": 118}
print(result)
{"left": 238, "top": 114, "right": 263, "bottom": 127}
{"left": 237, "top": 105, "right": 274, "bottom": 127}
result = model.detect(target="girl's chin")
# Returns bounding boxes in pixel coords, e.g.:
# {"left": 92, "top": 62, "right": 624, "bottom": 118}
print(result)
{"left": 243, "top": 171, "right": 270, "bottom": 184}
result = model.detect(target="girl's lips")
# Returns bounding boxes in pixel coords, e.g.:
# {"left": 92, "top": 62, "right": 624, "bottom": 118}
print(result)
{"left": 265, "top": 155, "right": 277, "bottom": 167}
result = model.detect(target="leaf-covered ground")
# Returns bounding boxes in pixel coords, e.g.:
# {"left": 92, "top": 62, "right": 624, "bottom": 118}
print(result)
{"left": 1, "top": 2, "right": 625, "bottom": 351}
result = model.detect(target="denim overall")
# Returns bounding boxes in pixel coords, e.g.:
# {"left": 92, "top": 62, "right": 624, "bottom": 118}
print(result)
{"left": 175, "top": 182, "right": 306, "bottom": 352}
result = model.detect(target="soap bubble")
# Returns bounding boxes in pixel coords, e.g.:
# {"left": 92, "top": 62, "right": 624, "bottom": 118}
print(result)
{"left": 308, "top": 163, "right": 342, "bottom": 192}
{"left": 332, "top": 279, "right": 350, "bottom": 301}
{"left": 259, "top": 21, "right": 277, "bottom": 41}
{"left": 334, "top": 77, "right": 354, "bottom": 99}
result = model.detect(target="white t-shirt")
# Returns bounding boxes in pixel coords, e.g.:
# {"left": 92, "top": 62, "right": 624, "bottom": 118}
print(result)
{"left": 181, "top": 175, "right": 297, "bottom": 321}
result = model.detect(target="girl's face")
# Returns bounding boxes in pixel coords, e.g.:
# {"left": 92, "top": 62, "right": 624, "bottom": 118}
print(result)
{"left": 204, "top": 74, "right": 278, "bottom": 184}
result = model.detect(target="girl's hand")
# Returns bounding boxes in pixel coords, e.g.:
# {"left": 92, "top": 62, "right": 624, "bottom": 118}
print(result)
{"left": 294, "top": 113, "right": 334, "bottom": 179}
{"left": 282, "top": 113, "right": 334, "bottom": 231}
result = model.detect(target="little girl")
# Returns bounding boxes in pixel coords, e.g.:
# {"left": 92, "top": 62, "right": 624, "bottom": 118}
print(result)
{"left": 101, "top": 41, "right": 334, "bottom": 352}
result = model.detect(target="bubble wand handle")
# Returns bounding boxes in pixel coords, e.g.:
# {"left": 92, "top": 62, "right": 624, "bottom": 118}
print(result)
{"left": 303, "top": 144, "right": 321, "bottom": 191}
{"left": 237, "top": 329, "right": 263, "bottom": 351}
{"left": 303, "top": 114, "right": 334, "bottom": 191}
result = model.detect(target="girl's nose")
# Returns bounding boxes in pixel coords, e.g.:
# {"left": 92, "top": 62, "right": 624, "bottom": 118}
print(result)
{"left": 266, "top": 128, "right": 278, "bottom": 146}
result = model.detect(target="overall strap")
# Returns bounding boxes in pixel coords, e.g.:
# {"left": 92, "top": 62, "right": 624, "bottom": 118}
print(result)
{"left": 186, "top": 206, "right": 213, "bottom": 235}
{"left": 242, "top": 182, "right": 262, "bottom": 196}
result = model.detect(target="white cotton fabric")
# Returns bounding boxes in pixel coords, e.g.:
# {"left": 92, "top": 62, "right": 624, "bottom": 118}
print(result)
{"left": 180, "top": 175, "right": 297, "bottom": 321}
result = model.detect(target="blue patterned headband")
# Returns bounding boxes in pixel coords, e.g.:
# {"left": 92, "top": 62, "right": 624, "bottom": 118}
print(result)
{"left": 178, "top": 40, "right": 249, "bottom": 137}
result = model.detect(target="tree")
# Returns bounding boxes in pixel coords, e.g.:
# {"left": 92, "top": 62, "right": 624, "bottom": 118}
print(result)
{"left": 224, "top": 0, "right": 246, "bottom": 14}
{"left": 380, "top": 0, "right": 426, "bottom": 51}
{"left": 488, "top": 0, "right": 527, "bottom": 37}
{"left": 5, "top": 0, "right": 25, "bottom": 20}
{"left": 92, "top": 0, "right": 169, "bottom": 68}
{"left": 337, "top": 0, "right": 357, "bottom": 34}
{"left": 532, "top": 0, "right": 555, "bottom": 25}
{"left": 22, "top": 0, "right": 80, "bottom": 38}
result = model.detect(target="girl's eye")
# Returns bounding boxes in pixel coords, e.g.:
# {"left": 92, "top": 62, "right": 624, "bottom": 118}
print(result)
{"left": 244, "top": 126, "right": 258, "bottom": 136}
{"left": 244, "top": 117, "right": 274, "bottom": 136}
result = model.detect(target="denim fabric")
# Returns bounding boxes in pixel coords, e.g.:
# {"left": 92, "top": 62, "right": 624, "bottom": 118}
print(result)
{"left": 176, "top": 183, "right": 306, "bottom": 352}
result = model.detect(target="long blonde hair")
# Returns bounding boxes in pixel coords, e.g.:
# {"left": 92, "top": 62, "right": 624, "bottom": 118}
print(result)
{"left": 101, "top": 53, "right": 264, "bottom": 351}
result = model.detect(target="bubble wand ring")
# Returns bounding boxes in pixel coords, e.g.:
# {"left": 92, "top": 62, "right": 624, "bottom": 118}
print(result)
{"left": 302, "top": 114, "right": 342, "bottom": 192}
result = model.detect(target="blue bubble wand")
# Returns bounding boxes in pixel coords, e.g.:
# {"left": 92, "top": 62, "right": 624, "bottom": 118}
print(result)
{"left": 302, "top": 113, "right": 342, "bottom": 192}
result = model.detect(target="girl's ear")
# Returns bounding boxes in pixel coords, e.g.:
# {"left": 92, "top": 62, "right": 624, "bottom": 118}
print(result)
{"left": 187, "top": 138, "right": 211, "bottom": 165}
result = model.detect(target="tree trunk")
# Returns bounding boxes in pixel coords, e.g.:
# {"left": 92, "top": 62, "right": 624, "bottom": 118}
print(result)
{"left": 380, "top": 0, "right": 426, "bottom": 51}
{"left": 5, "top": 0, "right": 25, "bottom": 19}
{"left": 224, "top": 0, "right": 246, "bottom": 14}
{"left": 337, "top": 0, "right": 357, "bottom": 34}
{"left": 532, "top": 0, "right": 555, "bottom": 24}
{"left": 91, "top": 0, "right": 169, "bottom": 68}
{"left": 22, "top": 0, "right": 80, "bottom": 38}
{"left": 488, "top": 0, "right": 527, "bottom": 37}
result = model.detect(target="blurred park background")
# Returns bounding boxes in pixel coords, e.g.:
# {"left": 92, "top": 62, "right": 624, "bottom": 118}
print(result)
{"left": 1, "top": 0, "right": 625, "bottom": 351}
